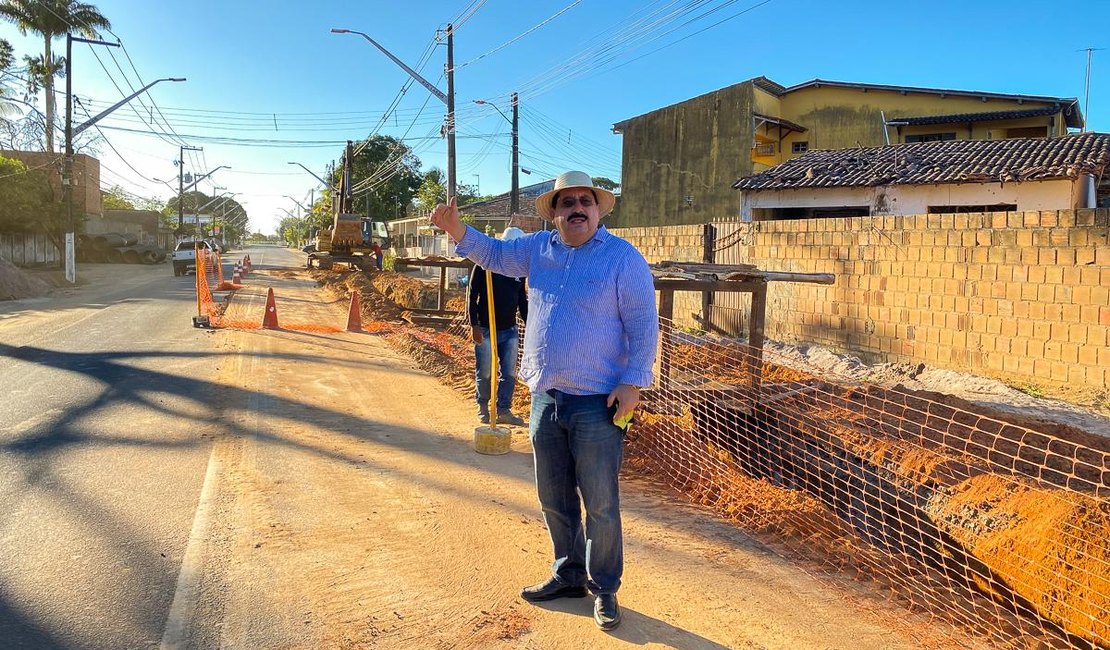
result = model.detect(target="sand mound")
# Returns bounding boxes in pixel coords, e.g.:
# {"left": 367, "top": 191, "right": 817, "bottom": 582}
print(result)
{"left": 0, "top": 257, "right": 51, "bottom": 301}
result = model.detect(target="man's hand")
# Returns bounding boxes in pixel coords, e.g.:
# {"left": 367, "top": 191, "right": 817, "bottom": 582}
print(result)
{"left": 606, "top": 384, "right": 640, "bottom": 425}
{"left": 430, "top": 197, "right": 467, "bottom": 242}
{"left": 471, "top": 327, "right": 483, "bottom": 344}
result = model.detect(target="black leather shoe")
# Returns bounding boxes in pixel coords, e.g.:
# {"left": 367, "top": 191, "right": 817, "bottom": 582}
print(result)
{"left": 594, "top": 594, "right": 621, "bottom": 631}
{"left": 520, "top": 577, "right": 588, "bottom": 602}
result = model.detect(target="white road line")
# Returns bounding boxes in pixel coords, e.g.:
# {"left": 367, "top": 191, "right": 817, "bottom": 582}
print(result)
{"left": 159, "top": 443, "right": 221, "bottom": 650}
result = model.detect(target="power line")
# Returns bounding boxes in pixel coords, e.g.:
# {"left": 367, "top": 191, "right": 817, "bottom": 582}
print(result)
{"left": 454, "top": 0, "right": 583, "bottom": 70}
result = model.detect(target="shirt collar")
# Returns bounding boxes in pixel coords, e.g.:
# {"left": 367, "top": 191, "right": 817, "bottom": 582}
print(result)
{"left": 550, "top": 225, "right": 610, "bottom": 248}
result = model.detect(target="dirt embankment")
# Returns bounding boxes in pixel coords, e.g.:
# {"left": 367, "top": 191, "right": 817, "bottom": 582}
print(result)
{"left": 314, "top": 269, "right": 532, "bottom": 416}
{"left": 0, "top": 257, "right": 52, "bottom": 301}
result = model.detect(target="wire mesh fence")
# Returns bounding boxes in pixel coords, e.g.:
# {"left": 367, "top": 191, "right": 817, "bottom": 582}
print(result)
{"left": 433, "top": 301, "right": 1109, "bottom": 649}
{"left": 631, "top": 321, "right": 1109, "bottom": 650}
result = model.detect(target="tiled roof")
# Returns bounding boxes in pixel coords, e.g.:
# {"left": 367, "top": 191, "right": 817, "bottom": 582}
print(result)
{"left": 733, "top": 133, "right": 1110, "bottom": 191}
{"left": 458, "top": 179, "right": 555, "bottom": 218}
{"left": 893, "top": 106, "right": 1061, "bottom": 126}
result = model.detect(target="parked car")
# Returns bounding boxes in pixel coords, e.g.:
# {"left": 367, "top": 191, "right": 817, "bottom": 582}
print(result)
{"left": 172, "top": 240, "right": 214, "bottom": 276}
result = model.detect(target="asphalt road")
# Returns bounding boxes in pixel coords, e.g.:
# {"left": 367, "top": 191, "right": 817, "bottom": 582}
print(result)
{"left": 0, "top": 250, "right": 251, "bottom": 649}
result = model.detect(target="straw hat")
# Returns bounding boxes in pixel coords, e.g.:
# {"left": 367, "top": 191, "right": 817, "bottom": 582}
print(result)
{"left": 535, "top": 171, "right": 616, "bottom": 220}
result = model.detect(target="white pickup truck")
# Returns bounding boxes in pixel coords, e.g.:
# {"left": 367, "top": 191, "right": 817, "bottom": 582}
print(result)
{"left": 171, "top": 240, "right": 214, "bottom": 276}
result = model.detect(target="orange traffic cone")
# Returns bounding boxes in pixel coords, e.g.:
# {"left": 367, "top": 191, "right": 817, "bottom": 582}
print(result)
{"left": 240, "top": 257, "right": 249, "bottom": 276}
{"left": 261, "top": 287, "right": 279, "bottom": 329}
{"left": 231, "top": 266, "right": 242, "bottom": 284}
{"left": 245, "top": 254, "right": 252, "bottom": 271}
{"left": 346, "top": 290, "right": 363, "bottom": 332}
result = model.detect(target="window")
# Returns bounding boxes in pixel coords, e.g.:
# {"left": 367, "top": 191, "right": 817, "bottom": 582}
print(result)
{"left": 792, "top": 141, "right": 808, "bottom": 153}
{"left": 928, "top": 204, "right": 1017, "bottom": 214}
{"left": 905, "top": 132, "right": 956, "bottom": 143}
{"left": 752, "top": 206, "right": 870, "bottom": 221}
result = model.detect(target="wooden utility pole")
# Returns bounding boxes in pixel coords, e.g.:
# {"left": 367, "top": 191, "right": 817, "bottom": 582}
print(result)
{"left": 511, "top": 92, "right": 519, "bottom": 217}
{"left": 446, "top": 23, "right": 456, "bottom": 201}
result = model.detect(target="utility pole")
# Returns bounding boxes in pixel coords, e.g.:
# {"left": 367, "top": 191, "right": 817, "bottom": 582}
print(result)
{"left": 331, "top": 26, "right": 455, "bottom": 200}
{"left": 63, "top": 33, "right": 119, "bottom": 283}
{"left": 511, "top": 92, "right": 519, "bottom": 217}
{"left": 445, "top": 23, "right": 456, "bottom": 201}
{"left": 178, "top": 144, "right": 202, "bottom": 230}
{"left": 1079, "top": 47, "right": 1105, "bottom": 131}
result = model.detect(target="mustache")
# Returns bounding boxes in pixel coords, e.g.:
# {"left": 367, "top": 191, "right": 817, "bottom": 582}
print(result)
{"left": 567, "top": 212, "right": 588, "bottom": 220}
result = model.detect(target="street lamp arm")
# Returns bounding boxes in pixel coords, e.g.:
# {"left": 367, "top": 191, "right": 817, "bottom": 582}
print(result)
{"left": 287, "top": 162, "right": 332, "bottom": 189}
{"left": 74, "top": 77, "right": 186, "bottom": 136}
{"left": 331, "top": 28, "right": 447, "bottom": 104}
{"left": 182, "top": 165, "right": 230, "bottom": 193}
{"left": 473, "top": 99, "right": 510, "bottom": 125}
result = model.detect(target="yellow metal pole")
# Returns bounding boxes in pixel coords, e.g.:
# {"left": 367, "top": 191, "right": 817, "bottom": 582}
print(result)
{"left": 485, "top": 268, "right": 499, "bottom": 427}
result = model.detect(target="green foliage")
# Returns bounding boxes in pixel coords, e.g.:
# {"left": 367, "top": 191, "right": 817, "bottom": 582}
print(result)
{"left": 277, "top": 214, "right": 308, "bottom": 246}
{"left": 414, "top": 167, "right": 479, "bottom": 213}
{"left": 1012, "top": 383, "right": 1045, "bottom": 398}
{"left": 591, "top": 176, "right": 619, "bottom": 191}
{"left": 0, "top": 0, "right": 111, "bottom": 152}
{"left": 415, "top": 167, "right": 446, "bottom": 214}
{"left": 344, "top": 135, "right": 422, "bottom": 220}
{"left": 101, "top": 185, "right": 134, "bottom": 210}
{"left": 0, "top": 153, "right": 53, "bottom": 232}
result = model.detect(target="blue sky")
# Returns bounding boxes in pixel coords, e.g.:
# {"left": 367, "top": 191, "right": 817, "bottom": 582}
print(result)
{"left": 2, "top": 0, "right": 1106, "bottom": 235}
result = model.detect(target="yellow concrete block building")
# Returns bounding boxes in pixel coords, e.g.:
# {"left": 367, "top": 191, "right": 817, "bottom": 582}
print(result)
{"left": 612, "top": 77, "right": 1083, "bottom": 227}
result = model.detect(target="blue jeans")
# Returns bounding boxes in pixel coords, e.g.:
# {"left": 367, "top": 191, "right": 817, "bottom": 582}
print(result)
{"left": 474, "top": 325, "right": 519, "bottom": 415}
{"left": 529, "top": 390, "right": 624, "bottom": 595}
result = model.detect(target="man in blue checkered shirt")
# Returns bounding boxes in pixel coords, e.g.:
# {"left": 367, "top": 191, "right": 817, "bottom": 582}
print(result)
{"left": 432, "top": 171, "right": 658, "bottom": 632}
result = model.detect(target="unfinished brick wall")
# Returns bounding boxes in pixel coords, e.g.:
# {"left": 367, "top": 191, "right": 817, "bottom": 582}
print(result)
{"left": 613, "top": 209, "right": 1110, "bottom": 393}
{"left": 613, "top": 224, "right": 706, "bottom": 328}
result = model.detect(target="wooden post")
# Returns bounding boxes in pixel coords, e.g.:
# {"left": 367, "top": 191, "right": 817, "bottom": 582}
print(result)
{"left": 438, "top": 266, "right": 447, "bottom": 311}
{"left": 701, "top": 223, "right": 715, "bottom": 331}
{"left": 658, "top": 288, "right": 674, "bottom": 390}
{"left": 748, "top": 280, "right": 767, "bottom": 392}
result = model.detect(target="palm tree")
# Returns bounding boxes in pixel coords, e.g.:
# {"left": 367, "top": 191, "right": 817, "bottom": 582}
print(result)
{"left": 0, "top": 0, "right": 110, "bottom": 153}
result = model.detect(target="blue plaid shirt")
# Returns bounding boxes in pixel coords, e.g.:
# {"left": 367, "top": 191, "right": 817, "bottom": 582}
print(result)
{"left": 456, "top": 225, "right": 658, "bottom": 395}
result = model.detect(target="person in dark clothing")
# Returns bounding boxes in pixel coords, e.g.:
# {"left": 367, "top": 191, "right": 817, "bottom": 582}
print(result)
{"left": 469, "top": 227, "right": 529, "bottom": 425}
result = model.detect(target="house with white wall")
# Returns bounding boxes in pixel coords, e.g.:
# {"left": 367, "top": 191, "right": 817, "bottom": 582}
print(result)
{"left": 733, "top": 132, "right": 1109, "bottom": 221}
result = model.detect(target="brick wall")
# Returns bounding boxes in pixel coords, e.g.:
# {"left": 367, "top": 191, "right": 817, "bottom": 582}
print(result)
{"left": 612, "top": 224, "right": 707, "bottom": 327}
{"left": 613, "top": 209, "right": 1110, "bottom": 393}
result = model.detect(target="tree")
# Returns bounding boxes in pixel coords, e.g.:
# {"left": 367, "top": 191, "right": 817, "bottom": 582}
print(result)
{"left": 101, "top": 185, "right": 134, "bottom": 210}
{"left": 415, "top": 167, "right": 446, "bottom": 213}
{"left": 344, "top": 135, "right": 422, "bottom": 221}
{"left": 592, "top": 176, "right": 619, "bottom": 192}
{"left": 0, "top": 0, "right": 111, "bottom": 153}
{"left": 0, "top": 153, "right": 53, "bottom": 232}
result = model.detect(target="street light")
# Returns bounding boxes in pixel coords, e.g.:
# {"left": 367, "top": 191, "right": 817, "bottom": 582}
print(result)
{"left": 284, "top": 195, "right": 307, "bottom": 214}
{"left": 287, "top": 161, "right": 331, "bottom": 188}
{"left": 332, "top": 25, "right": 457, "bottom": 200}
{"left": 474, "top": 93, "right": 519, "bottom": 216}
{"left": 73, "top": 78, "right": 185, "bottom": 136}
{"left": 180, "top": 166, "right": 230, "bottom": 235}
{"left": 62, "top": 30, "right": 183, "bottom": 283}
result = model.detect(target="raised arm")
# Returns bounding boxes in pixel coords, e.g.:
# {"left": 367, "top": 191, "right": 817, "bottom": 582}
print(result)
{"left": 430, "top": 197, "right": 467, "bottom": 242}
